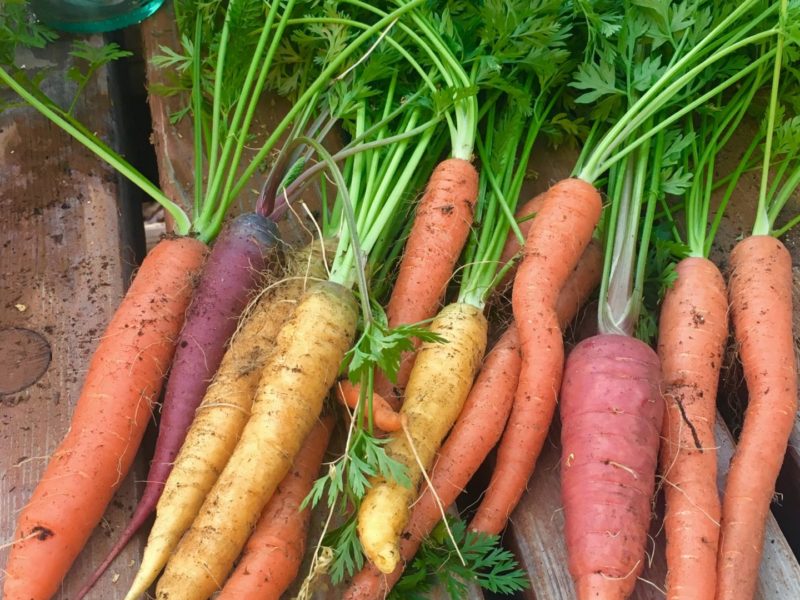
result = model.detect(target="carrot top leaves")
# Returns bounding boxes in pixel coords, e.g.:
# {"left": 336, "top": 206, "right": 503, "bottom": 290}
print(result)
{"left": 389, "top": 517, "right": 529, "bottom": 600}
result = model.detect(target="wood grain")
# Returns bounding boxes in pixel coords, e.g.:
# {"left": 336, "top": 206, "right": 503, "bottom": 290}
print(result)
{"left": 0, "top": 39, "right": 146, "bottom": 599}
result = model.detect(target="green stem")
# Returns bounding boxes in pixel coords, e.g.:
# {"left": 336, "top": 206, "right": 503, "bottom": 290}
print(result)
{"left": 227, "top": 0, "right": 425, "bottom": 205}
{"left": 754, "top": 0, "right": 787, "bottom": 235}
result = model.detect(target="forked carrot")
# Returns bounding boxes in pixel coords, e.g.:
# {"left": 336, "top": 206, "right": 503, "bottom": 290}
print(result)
{"left": 470, "top": 178, "right": 603, "bottom": 535}
{"left": 336, "top": 380, "right": 402, "bottom": 433}
{"left": 717, "top": 236, "right": 797, "bottom": 600}
{"left": 374, "top": 157, "right": 478, "bottom": 403}
{"left": 343, "top": 237, "right": 603, "bottom": 600}
{"left": 658, "top": 257, "right": 727, "bottom": 600}
{"left": 216, "top": 416, "right": 334, "bottom": 600}
{"left": 2, "top": 237, "right": 207, "bottom": 600}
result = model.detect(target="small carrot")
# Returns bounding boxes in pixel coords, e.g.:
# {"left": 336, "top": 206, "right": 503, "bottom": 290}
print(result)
{"left": 658, "top": 257, "right": 727, "bottom": 600}
{"left": 717, "top": 236, "right": 797, "bottom": 600}
{"left": 374, "top": 158, "right": 478, "bottom": 403}
{"left": 336, "top": 380, "right": 402, "bottom": 433}
{"left": 2, "top": 237, "right": 207, "bottom": 600}
{"left": 470, "top": 178, "right": 603, "bottom": 535}
{"left": 217, "top": 416, "right": 334, "bottom": 600}
{"left": 343, "top": 237, "right": 603, "bottom": 600}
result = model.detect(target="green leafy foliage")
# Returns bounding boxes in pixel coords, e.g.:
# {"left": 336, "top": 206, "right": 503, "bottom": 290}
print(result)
{"left": 0, "top": 0, "right": 57, "bottom": 65}
{"left": 389, "top": 517, "right": 529, "bottom": 599}
{"left": 322, "top": 516, "right": 364, "bottom": 584}
{"left": 345, "top": 309, "right": 445, "bottom": 387}
{"left": 66, "top": 41, "right": 132, "bottom": 114}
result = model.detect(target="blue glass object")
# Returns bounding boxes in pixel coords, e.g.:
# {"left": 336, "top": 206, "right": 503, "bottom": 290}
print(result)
{"left": 30, "top": 0, "right": 166, "bottom": 33}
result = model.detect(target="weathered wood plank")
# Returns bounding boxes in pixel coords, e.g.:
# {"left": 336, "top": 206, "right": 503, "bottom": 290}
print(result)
{"left": 0, "top": 39, "right": 147, "bottom": 599}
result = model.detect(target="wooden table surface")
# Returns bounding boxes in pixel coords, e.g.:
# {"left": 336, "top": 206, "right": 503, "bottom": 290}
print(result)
{"left": 0, "top": 37, "right": 148, "bottom": 599}
{"left": 3, "top": 3, "right": 800, "bottom": 599}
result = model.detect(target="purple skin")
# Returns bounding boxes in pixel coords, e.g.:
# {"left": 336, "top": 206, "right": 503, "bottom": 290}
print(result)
{"left": 75, "top": 213, "right": 280, "bottom": 598}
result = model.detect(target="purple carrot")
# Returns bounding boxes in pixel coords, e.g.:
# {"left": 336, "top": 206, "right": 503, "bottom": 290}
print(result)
{"left": 75, "top": 213, "right": 280, "bottom": 598}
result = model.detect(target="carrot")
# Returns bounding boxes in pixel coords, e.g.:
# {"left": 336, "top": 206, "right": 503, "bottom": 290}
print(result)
{"left": 357, "top": 302, "right": 488, "bottom": 574}
{"left": 217, "top": 416, "right": 334, "bottom": 600}
{"left": 658, "top": 257, "right": 727, "bottom": 600}
{"left": 374, "top": 157, "right": 478, "bottom": 403}
{"left": 343, "top": 238, "right": 603, "bottom": 600}
{"left": 560, "top": 334, "right": 663, "bottom": 599}
{"left": 75, "top": 213, "right": 279, "bottom": 599}
{"left": 717, "top": 236, "right": 797, "bottom": 600}
{"left": 470, "top": 178, "right": 603, "bottom": 535}
{"left": 494, "top": 193, "right": 545, "bottom": 294}
{"left": 155, "top": 281, "right": 358, "bottom": 600}
{"left": 2, "top": 237, "right": 207, "bottom": 600}
{"left": 123, "top": 243, "right": 328, "bottom": 600}
{"left": 337, "top": 379, "right": 402, "bottom": 433}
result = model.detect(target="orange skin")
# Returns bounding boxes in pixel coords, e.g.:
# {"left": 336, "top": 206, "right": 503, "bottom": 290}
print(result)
{"left": 342, "top": 235, "right": 603, "bottom": 600}
{"left": 336, "top": 380, "right": 402, "bottom": 433}
{"left": 2, "top": 237, "right": 207, "bottom": 600}
{"left": 717, "top": 236, "right": 797, "bottom": 600}
{"left": 375, "top": 158, "right": 478, "bottom": 405}
{"left": 658, "top": 257, "right": 727, "bottom": 600}
{"left": 470, "top": 177, "right": 603, "bottom": 535}
{"left": 495, "top": 193, "right": 546, "bottom": 294}
{"left": 217, "top": 416, "right": 333, "bottom": 600}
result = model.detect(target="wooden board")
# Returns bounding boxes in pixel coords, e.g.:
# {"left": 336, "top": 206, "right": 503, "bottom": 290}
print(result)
{"left": 0, "top": 39, "right": 147, "bottom": 599}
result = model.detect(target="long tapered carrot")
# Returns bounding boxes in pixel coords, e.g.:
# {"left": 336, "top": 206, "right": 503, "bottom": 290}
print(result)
{"left": 374, "top": 158, "right": 478, "bottom": 404}
{"left": 2, "top": 237, "right": 207, "bottom": 600}
{"left": 470, "top": 177, "right": 603, "bottom": 535}
{"left": 717, "top": 236, "right": 797, "bottom": 600}
{"left": 658, "top": 257, "right": 727, "bottom": 600}
{"left": 343, "top": 237, "right": 603, "bottom": 600}
{"left": 216, "top": 416, "right": 334, "bottom": 600}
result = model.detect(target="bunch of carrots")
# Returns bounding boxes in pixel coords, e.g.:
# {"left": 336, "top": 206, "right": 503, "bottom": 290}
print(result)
{"left": 2, "top": 1, "right": 800, "bottom": 599}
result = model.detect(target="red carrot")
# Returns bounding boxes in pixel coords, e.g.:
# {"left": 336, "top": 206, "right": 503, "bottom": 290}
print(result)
{"left": 2, "top": 237, "right": 207, "bottom": 600}
{"left": 560, "top": 335, "right": 663, "bottom": 599}
{"left": 217, "top": 416, "right": 334, "bottom": 600}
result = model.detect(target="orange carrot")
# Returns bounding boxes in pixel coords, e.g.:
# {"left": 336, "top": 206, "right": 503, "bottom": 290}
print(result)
{"left": 658, "top": 257, "right": 727, "bottom": 600}
{"left": 716, "top": 236, "right": 797, "bottom": 600}
{"left": 495, "top": 193, "right": 545, "bottom": 294}
{"left": 2, "top": 237, "right": 207, "bottom": 600}
{"left": 217, "top": 416, "right": 334, "bottom": 600}
{"left": 374, "top": 158, "right": 478, "bottom": 404}
{"left": 343, "top": 238, "right": 603, "bottom": 600}
{"left": 470, "top": 177, "right": 602, "bottom": 535}
{"left": 336, "top": 380, "right": 402, "bottom": 433}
